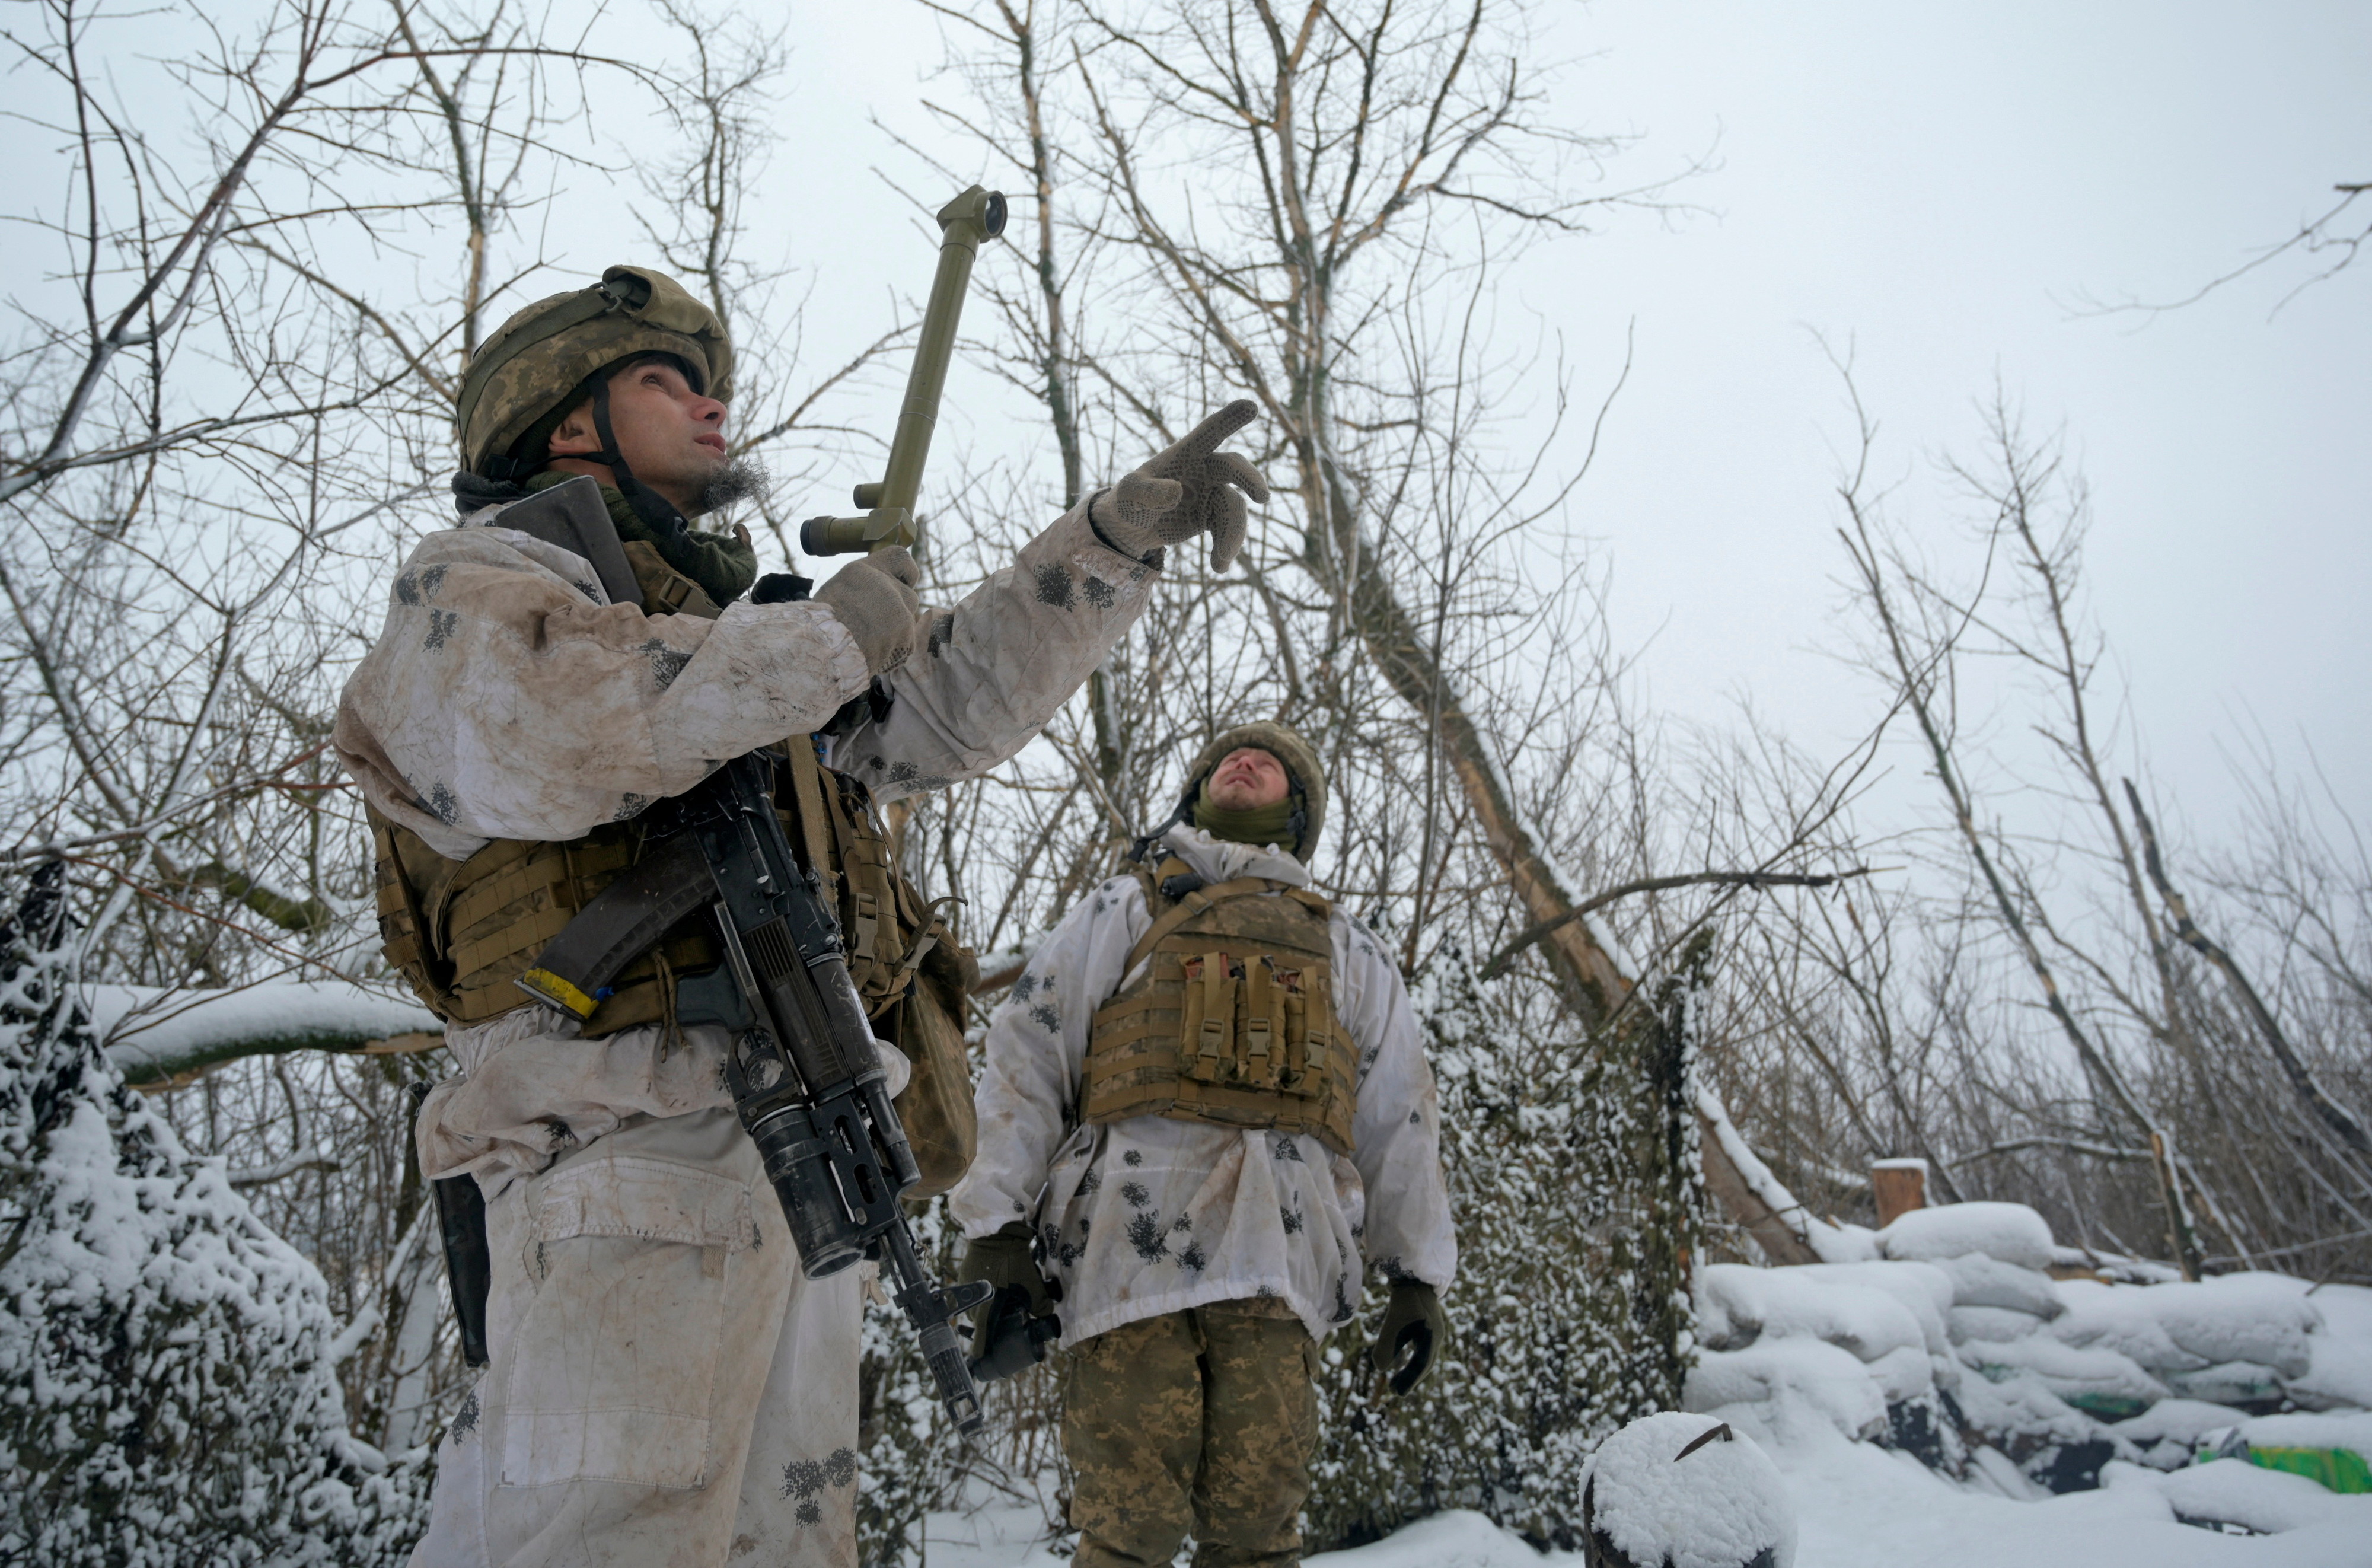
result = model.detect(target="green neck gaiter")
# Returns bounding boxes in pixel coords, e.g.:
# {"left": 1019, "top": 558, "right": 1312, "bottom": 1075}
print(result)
{"left": 1193, "top": 779, "right": 1298, "bottom": 850}
{"left": 522, "top": 469, "right": 756, "bottom": 605}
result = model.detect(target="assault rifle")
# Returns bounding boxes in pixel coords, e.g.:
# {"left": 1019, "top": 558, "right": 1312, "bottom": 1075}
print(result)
{"left": 515, "top": 750, "right": 996, "bottom": 1432}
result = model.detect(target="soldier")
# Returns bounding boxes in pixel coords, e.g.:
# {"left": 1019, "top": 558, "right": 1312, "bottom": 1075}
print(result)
{"left": 331, "top": 264, "right": 1267, "bottom": 1567}
{"left": 951, "top": 723, "right": 1457, "bottom": 1568}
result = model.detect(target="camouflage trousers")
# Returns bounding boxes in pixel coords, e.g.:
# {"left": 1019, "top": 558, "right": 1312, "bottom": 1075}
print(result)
{"left": 1061, "top": 1296, "right": 1319, "bottom": 1568}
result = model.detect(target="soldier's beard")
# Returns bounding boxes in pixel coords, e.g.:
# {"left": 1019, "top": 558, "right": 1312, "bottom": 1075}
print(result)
{"left": 695, "top": 454, "right": 771, "bottom": 515}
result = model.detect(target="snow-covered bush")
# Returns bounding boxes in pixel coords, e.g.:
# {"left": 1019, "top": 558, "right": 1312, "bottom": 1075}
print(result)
{"left": 1580, "top": 1411, "right": 1795, "bottom": 1568}
{"left": 856, "top": 1201, "right": 965, "bottom": 1566}
{"left": 0, "top": 870, "right": 429, "bottom": 1565}
{"left": 1306, "top": 946, "right": 1705, "bottom": 1550}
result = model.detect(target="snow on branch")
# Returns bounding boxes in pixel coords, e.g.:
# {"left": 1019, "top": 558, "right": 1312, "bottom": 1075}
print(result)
{"left": 85, "top": 978, "right": 440, "bottom": 1087}
{"left": 1695, "top": 1084, "right": 1875, "bottom": 1266}
{"left": 228, "top": 1147, "right": 345, "bottom": 1188}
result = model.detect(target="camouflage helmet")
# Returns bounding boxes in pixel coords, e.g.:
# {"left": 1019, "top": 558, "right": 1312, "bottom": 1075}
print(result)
{"left": 1174, "top": 721, "right": 1328, "bottom": 861}
{"left": 454, "top": 265, "right": 732, "bottom": 479}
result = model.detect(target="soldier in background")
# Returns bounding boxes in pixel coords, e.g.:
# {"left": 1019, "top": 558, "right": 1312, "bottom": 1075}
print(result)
{"left": 333, "top": 264, "right": 1267, "bottom": 1567}
{"left": 952, "top": 723, "right": 1456, "bottom": 1568}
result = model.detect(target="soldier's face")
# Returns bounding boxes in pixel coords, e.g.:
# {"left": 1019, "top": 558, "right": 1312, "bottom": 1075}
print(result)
{"left": 1206, "top": 747, "right": 1289, "bottom": 811}
{"left": 547, "top": 358, "right": 728, "bottom": 509}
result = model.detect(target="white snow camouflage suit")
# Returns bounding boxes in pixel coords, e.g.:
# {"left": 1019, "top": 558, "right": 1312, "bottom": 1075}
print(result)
{"left": 333, "top": 495, "right": 1157, "bottom": 1567}
{"left": 949, "top": 823, "right": 1458, "bottom": 1352}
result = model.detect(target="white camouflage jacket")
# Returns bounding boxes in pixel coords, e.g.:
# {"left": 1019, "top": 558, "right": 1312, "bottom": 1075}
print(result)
{"left": 949, "top": 826, "right": 1458, "bottom": 1347}
{"left": 333, "top": 496, "right": 1158, "bottom": 1191}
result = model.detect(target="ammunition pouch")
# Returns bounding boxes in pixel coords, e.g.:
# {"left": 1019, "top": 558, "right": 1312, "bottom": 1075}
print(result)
{"left": 1082, "top": 858, "right": 1356, "bottom": 1154}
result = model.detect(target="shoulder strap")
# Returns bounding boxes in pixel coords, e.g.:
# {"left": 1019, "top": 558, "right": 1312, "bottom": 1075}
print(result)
{"left": 1121, "top": 877, "right": 1287, "bottom": 974}
{"left": 782, "top": 737, "right": 835, "bottom": 879}
{"left": 1284, "top": 886, "right": 1331, "bottom": 922}
{"left": 365, "top": 803, "right": 457, "bottom": 1017}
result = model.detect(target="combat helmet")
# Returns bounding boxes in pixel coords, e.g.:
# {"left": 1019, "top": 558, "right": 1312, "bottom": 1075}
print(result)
{"left": 453, "top": 265, "right": 733, "bottom": 533}
{"left": 1144, "top": 721, "right": 1328, "bottom": 862}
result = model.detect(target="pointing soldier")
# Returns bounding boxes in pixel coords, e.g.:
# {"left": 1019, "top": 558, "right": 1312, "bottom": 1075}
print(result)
{"left": 952, "top": 723, "right": 1457, "bottom": 1568}
{"left": 331, "top": 264, "right": 1267, "bottom": 1567}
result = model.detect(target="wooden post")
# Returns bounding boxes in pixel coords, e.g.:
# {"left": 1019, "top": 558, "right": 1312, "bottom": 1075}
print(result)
{"left": 1871, "top": 1158, "right": 1928, "bottom": 1229}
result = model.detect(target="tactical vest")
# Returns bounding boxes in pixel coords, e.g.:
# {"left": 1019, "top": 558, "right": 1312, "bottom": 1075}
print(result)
{"left": 368, "top": 537, "right": 978, "bottom": 1192}
{"left": 1082, "top": 856, "right": 1356, "bottom": 1154}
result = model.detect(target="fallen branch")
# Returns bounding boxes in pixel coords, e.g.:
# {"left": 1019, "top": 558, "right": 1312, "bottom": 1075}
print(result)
{"left": 228, "top": 1150, "right": 343, "bottom": 1188}
{"left": 2123, "top": 778, "right": 2372, "bottom": 1168}
{"left": 1950, "top": 1136, "right": 2152, "bottom": 1167}
{"left": 1478, "top": 868, "right": 1873, "bottom": 981}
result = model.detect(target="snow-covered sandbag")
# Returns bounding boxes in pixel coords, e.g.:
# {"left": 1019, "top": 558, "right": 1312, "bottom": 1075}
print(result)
{"left": 1956, "top": 1335, "right": 2167, "bottom": 1418}
{"left": 2166, "top": 1361, "right": 2288, "bottom": 1407}
{"left": 1947, "top": 1305, "right": 2045, "bottom": 1345}
{"left": 2050, "top": 1272, "right": 2323, "bottom": 1379}
{"left": 1685, "top": 1339, "right": 1888, "bottom": 1442}
{"left": 2265, "top": 1280, "right": 2372, "bottom": 1412}
{"left": 1581, "top": 1413, "right": 1796, "bottom": 1568}
{"left": 1953, "top": 1363, "right": 2115, "bottom": 1453}
{"left": 2112, "top": 1397, "right": 2250, "bottom": 1455}
{"left": 2235, "top": 1410, "right": 2372, "bottom": 1459}
{"left": 1863, "top": 1343, "right": 1938, "bottom": 1405}
{"left": 2046, "top": 1279, "right": 2207, "bottom": 1372}
{"left": 1793, "top": 1261, "right": 1953, "bottom": 1358}
{"left": 1954, "top": 1368, "right": 2143, "bottom": 1493}
{"left": 1695, "top": 1263, "right": 1926, "bottom": 1364}
{"left": 1877, "top": 1202, "right": 2054, "bottom": 1271}
{"left": 1932, "top": 1253, "right": 2064, "bottom": 1318}
{"left": 2156, "top": 1454, "right": 2372, "bottom": 1534}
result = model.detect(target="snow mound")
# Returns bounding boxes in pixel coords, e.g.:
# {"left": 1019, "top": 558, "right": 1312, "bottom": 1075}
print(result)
{"left": 1878, "top": 1202, "right": 2055, "bottom": 1270}
{"left": 1303, "top": 1508, "right": 1550, "bottom": 1567}
{"left": 1582, "top": 1412, "right": 1796, "bottom": 1568}
{"left": 2051, "top": 1273, "right": 2324, "bottom": 1382}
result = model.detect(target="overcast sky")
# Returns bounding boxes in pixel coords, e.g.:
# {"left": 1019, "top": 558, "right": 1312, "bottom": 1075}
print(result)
{"left": 760, "top": 0, "right": 2368, "bottom": 855}
{"left": 23, "top": 1, "right": 2361, "bottom": 858}
{"left": 1545, "top": 2, "right": 2372, "bottom": 844}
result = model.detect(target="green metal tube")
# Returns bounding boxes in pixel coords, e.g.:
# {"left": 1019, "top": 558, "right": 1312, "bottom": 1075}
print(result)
{"left": 802, "top": 186, "right": 1007, "bottom": 557}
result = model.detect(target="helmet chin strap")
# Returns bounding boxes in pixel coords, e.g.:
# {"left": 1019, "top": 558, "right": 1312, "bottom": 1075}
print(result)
{"left": 588, "top": 375, "right": 694, "bottom": 547}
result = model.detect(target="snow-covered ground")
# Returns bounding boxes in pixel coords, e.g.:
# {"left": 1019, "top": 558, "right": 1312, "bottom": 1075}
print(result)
{"left": 922, "top": 1451, "right": 2372, "bottom": 1568}
{"left": 916, "top": 1201, "right": 2372, "bottom": 1567}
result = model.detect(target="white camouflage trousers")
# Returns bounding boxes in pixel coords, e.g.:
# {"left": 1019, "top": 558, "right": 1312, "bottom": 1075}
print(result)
{"left": 407, "top": 1107, "right": 862, "bottom": 1568}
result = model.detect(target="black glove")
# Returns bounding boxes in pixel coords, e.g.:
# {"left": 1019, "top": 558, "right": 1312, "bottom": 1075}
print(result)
{"left": 1089, "top": 400, "right": 1270, "bottom": 572}
{"left": 813, "top": 547, "right": 921, "bottom": 675}
{"left": 1370, "top": 1280, "right": 1446, "bottom": 1397}
{"left": 957, "top": 1223, "right": 1054, "bottom": 1358}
